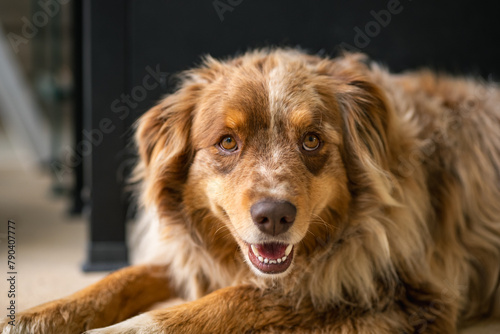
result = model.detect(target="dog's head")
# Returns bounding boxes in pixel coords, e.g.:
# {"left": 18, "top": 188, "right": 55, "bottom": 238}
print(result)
{"left": 136, "top": 49, "right": 394, "bottom": 277}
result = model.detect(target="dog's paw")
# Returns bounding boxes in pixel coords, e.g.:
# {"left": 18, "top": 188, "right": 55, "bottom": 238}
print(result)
{"left": 1, "top": 303, "right": 61, "bottom": 334}
{"left": 0, "top": 299, "right": 93, "bottom": 334}
{"left": 84, "top": 313, "right": 159, "bottom": 334}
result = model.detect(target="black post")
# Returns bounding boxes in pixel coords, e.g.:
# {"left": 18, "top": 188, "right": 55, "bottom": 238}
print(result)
{"left": 81, "top": 0, "right": 129, "bottom": 271}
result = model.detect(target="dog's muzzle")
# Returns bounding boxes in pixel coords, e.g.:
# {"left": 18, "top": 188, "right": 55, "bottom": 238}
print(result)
{"left": 246, "top": 199, "right": 297, "bottom": 274}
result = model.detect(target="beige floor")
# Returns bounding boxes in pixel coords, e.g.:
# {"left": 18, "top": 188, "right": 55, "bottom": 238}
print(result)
{"left": 0, "top": 127, "right": 500, "bottom": 333}
{"left": 0, "top": 128, "right": 106, "bottom": 313}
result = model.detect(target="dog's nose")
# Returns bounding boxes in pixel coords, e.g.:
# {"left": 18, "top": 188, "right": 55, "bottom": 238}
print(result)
{"left": 250, "top": 200, "right": 296, "bottom": 236}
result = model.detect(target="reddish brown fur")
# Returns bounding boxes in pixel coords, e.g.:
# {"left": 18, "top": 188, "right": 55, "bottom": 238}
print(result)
{"left": 2, "top": 49, "right": 500, "bottom": 333}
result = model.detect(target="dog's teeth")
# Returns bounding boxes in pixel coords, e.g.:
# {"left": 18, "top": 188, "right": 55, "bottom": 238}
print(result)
{"left": 252, "top": 245, "right": 290, "bottom": 265}
{"left": 251, "top": 245, "right": 260, "bottom": 257}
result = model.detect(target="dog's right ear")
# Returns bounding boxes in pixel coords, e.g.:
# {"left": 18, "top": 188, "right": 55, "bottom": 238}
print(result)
{"left": 135, "top": 77, "right": 205, "bottom": 214}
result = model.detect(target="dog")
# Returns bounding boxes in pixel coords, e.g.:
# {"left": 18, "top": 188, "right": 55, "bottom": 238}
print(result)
{"left": 2, "top": 48, "right": 500, "bottom": 333}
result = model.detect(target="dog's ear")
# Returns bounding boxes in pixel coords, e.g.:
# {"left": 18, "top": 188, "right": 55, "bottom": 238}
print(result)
{"left": 336, "top": 56, "right": 392, "bottom": 166}
{"left": 135, "top": 77, "right": 205, "bottom": 214}
{"left": 316, "top": 54, "right": 398, "bottom": 205}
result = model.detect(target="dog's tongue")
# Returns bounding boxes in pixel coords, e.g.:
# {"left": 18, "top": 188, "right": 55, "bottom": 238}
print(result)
{"left": 255, "top": 243, "right": 287, "bottom": 259}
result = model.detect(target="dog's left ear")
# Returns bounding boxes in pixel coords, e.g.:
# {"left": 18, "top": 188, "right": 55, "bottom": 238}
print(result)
{"left": 316, "top": 54, "right": 398, "bottom": 205}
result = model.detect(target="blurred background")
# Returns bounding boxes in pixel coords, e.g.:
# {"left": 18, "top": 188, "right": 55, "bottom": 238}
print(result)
{"left": 0, "top": 1, "right": 499, "bottom": 329}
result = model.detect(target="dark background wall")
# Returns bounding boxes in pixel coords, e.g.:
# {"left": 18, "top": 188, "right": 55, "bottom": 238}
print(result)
{"left": 127, "top": 0, "right": 500, "bottom": 122}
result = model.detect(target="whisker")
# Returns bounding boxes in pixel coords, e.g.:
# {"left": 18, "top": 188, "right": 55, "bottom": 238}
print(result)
{"left": 213, "top": 224, "right": 229, "bottom": 238}
{"left": 310, "top": 213, "right": 339, "bottom": 232}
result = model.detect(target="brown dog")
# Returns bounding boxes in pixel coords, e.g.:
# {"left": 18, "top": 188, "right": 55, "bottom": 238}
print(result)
{"left": 2, "top": 49, "right": 500, "bottom": 333}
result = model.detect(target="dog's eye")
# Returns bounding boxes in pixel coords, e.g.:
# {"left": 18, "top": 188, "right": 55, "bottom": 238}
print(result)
{"left": 219, "top": 136, "right": 238, "bottom": 152}
{"left": 302, "top": 133, "right": 320, "bottom": 151}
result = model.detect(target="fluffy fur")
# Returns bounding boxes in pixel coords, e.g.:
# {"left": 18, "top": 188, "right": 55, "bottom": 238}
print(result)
{"left": 2, "top": 49, "right": 500, "bottom": 333}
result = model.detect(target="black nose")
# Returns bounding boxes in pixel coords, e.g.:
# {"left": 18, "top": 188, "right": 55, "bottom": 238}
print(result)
{"left": 250, "top": 200, "right": 296, "bottom": 236}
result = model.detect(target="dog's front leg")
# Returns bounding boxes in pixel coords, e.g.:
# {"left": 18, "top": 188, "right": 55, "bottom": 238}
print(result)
{"left": 85, "top": 285, "right": 288, "bottom": 334}
{"left": 0, "top": 264, "right": 173, "bottom": 334}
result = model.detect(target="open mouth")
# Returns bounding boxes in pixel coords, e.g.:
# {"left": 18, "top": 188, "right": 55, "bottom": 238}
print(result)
{"left": 247, "top": 243, "right": 294, "bottom": 274}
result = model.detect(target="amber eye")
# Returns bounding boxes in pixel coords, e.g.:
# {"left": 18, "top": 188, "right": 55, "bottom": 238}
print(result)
{"left": 219, "top": 136, "right": 238, "bottom": 152}
{"left": 302, "top": 133, "right": 320, "bottom": 151}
